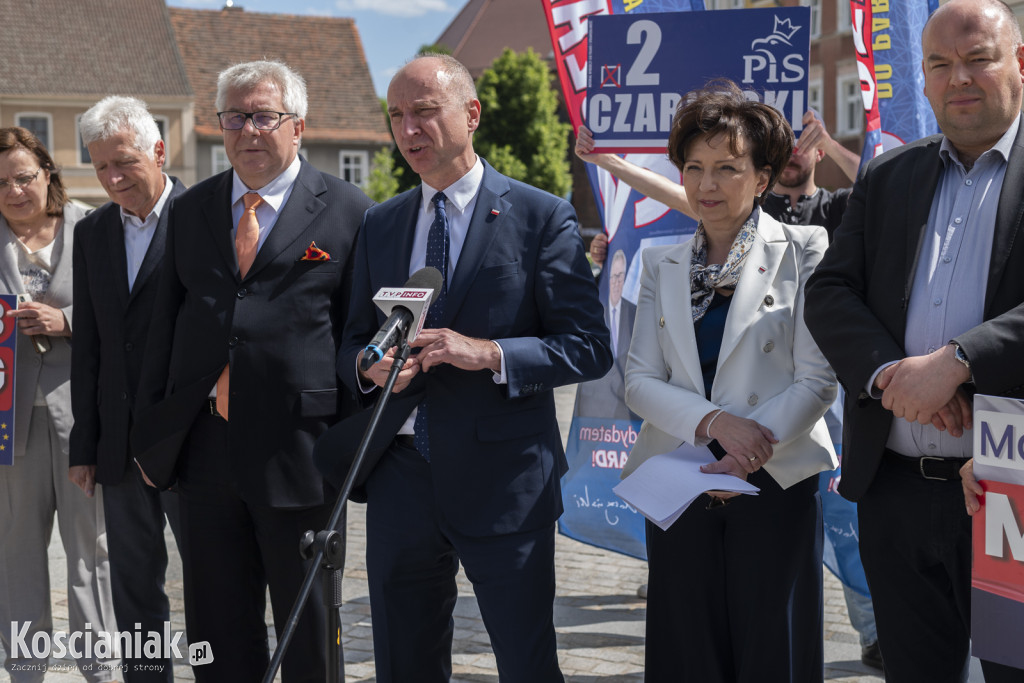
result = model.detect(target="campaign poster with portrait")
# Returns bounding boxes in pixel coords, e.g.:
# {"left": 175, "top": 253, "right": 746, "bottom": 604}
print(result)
{"left": 547, "top": 3, "right": 810, "bottom": 559}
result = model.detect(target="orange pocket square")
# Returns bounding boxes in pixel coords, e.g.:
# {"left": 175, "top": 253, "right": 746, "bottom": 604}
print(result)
{"left": 301, "top": 242, "right": 331, "bottom": 261}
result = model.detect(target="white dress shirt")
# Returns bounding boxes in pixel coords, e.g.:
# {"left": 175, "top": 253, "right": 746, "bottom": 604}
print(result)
{"left": 121, "top": 173, "right": 173, "bottom": 291}
{"left": 229, "top": 155, "right": 301, "bottom": 252}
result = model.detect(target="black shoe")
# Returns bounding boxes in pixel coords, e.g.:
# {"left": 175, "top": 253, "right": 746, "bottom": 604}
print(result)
{"left": 861, "top": 641, "right": 883, "bottom": 670}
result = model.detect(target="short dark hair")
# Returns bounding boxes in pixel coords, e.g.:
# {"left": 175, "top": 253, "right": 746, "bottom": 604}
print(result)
{"left": 0, "top": 127, "right": 68, "bottom": 216}
{"left": 667, "top": 79, "right": 794, "bottom": 205}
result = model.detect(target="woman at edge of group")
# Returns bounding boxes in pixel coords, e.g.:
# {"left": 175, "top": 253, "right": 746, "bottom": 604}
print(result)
{"left": 0, "top": 127, "right": 117, "bottom": 682}
{"left": 623, "top": 81, "right": 838, "bottom": 682}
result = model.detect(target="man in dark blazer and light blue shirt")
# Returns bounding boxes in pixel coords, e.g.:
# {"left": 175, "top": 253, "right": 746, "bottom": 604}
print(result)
{"left": 71, "top": 96, "right": 185, "bottom": 683}
{"left": 805, "top": 1, "right": 1024, "bottom": 680}
{"left": 338, "top": 54, "right": 611, "bottom": 682}
{"left": 133, "top": 61, "right": 372, "bottom": 682}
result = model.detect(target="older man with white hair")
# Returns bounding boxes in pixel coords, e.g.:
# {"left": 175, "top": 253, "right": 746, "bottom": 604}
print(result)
{"left": 73, "top": 95, "right": 186, "bottom": 683}
{"left": 133, "top": 60, "right": 372, "bottom": 682}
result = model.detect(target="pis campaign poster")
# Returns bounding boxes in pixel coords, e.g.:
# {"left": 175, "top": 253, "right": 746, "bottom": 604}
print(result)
{"left": 970, "top": 394, "right": 1024, "bottom": 670}
{"left": 586, "top": 7, "right": 811, "bottom": 153}
{"left": 0, "top": 295, "right": 17, "bottom": 465}
{"left": 545, "top": 3, "right": 809, "bottom": 560}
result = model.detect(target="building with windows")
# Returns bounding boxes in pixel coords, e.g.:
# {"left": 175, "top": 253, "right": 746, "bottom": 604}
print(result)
{"left": 0, "top": 0, "right": 388, "bottom": 205}
{"left": 0, "top": 0, "right": 194, "bottom": 204}
{"left": 168, "top": 5, "right": 389, "bottom": 186}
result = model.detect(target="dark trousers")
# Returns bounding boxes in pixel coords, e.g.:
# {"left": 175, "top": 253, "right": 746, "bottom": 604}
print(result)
{"left": 176, "top": 413, "right": 335, "bottom": 683}
{"left": 859, "top": 455, "right": 1024, "bottom": 683}
{"left": 103, "top": 465, "right": 182, "bottom": 683}
{"left": 364, "top": 440, "right": 564, "bottom": 683}
{"left": 644, "top": 470, "right": 823, "bottom": 683}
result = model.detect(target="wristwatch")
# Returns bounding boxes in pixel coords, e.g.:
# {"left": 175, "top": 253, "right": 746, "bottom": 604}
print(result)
{"left": 949, "top": 342, "right": 974, "bottom": 383}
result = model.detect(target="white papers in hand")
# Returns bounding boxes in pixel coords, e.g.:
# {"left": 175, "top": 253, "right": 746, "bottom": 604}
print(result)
{"left": 613, "top": 443, "right": 759, "bottom": 531}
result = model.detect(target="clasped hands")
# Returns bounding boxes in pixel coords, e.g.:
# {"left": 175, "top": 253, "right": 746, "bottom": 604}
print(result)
{"left": 358, "top": 328, "right": 502, "bottom": 391}
{"left": 875, "top": 344, "right": 973, "bottom": 437}
{"left": 697, "top": 410, "right": 779, "bottom": 501}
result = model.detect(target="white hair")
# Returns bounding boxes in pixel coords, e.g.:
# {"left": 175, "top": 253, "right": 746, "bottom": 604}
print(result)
{"left": 79, "top": 96, "right": 161, "bottom": 159}
{"left": 215, "top": 60, "right": 308, "bottom": 119}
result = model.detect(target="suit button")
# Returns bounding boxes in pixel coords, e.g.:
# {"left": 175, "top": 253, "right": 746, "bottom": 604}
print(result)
{"left": 659, "top": 316, "right": 665, "bottom": 328}
{"left": 228, "top": 336, "right": 239, "bottom": 348}
{"left": 763, "top": 295, "right": 774, "bottom": 307}
{"left": 121, "top": 392, "right": 128, "bottom": 400}
{"left": 237, "top": 288, "right": 247, "bottom": 299}
{"left": 748, "top": 393, "right": 758, "bottom": 406}
{"left": 763, "top": 341, "right": 774, "bottom": 353}
{"left": 124, "top": 342, "right": 134, "bottom": 352}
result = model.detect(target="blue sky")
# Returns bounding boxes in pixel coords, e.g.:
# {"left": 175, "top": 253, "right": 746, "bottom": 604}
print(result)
{"left": 167, "top": 0, "right": 464, "bottom": 97}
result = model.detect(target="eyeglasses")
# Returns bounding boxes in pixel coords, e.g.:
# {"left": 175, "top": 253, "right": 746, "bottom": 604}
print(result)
{"left": 0, "top": 168, "right": 42, "bottom": 193}
{"left": 217, "top": 111, "right": 297, "bottom": 131}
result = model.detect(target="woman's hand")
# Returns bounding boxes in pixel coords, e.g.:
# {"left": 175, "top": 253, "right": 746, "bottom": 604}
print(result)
{"left": 697, "top": 410, "right": 778, "bottom": 475}
{"left": 7, "top": 301, "right": 69, "bottom": 336}
{"left": 703, "top": 455, "right": 749, "bottom": 501}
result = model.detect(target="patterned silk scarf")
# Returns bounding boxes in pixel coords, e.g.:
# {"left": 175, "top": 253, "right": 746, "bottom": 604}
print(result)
{"left": 690, "top": 208, "right": 759, "bottom": 322}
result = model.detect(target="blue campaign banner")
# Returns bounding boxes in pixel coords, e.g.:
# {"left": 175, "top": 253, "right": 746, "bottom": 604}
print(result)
{"left": 561, "top": 417, "right": 647, "bottom": 558}
{"left": 851, "top": 0, "right": 938, "bottom": 161}
{"left": 0, "top": 295, "right": 17, "bottom": 465}
{"left": 586, "top": 7, "right": 810, "bottom": 153}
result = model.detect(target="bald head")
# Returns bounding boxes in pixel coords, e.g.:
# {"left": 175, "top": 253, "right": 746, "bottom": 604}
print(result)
{"left": 921, "top": 0, "right": 1024, "bottom": 164}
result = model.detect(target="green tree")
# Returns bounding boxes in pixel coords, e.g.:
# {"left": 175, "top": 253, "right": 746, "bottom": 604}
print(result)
{"left": 474, "top": 48, "right": 571, "bottom": 197}
{"left": 365, "top": 146, "right": 401, "bottom": 202}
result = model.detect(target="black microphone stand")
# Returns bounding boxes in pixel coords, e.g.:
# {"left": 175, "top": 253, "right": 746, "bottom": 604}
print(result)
{"left": 262, "top": 338, "right": 413, "bottom": 683}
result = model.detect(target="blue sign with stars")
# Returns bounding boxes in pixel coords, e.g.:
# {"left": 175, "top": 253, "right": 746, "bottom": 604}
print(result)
{"left": 0, "top": 295, "right": 17, "bottom": 465}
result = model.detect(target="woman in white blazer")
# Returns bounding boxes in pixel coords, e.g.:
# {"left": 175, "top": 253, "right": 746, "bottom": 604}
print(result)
{"left": 0, "top": 128, "right": 117, "bottom": 681}
{"left": 624, "top": 82, "right": 837, "bottom": 682}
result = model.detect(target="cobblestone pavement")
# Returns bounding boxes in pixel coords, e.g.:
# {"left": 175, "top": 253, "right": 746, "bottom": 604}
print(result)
{"left": 1, "top": 386, "right": 982, "bottom": 681}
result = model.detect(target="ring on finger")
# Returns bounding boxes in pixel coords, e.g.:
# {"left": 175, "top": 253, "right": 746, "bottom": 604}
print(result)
{"left": 748, "top": 456, "right": 757, "bottom": 463}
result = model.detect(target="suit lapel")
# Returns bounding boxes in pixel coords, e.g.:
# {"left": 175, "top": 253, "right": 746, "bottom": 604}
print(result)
{"left": 376, "top": 189, "right": 420, "bottom": 295}
{"left": 199, "top": 171, "right": 238, "bottom": 279}
{"left": 444, "top": 162, "right": 508, "bottom": 322}
{"left": 45, "top": 209, "right": 77, "bottom": 306}
{"left": 717, "top": 215, "right": 785, "bottom": 369}
{"left": 988, "top": 120, "right": 1024, "bottom": 311}
{"left": 129, "top": 177, "right": 185, "bottom": 304}
{"left": 246, "top": 161, "right": 325, "bottom": 280}
{"left": 659, "top": 243, "right": 705, "bottom": 396}
{"left": 0, "top": 217, "right": 24, "bottom": 295}
{"left": 104, "top": 207, "right": 130, "bottom": 310}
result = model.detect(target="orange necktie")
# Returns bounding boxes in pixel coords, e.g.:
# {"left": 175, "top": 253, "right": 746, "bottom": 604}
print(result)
{"left": 215, "top": 192, "right": 264, "bottom": 420}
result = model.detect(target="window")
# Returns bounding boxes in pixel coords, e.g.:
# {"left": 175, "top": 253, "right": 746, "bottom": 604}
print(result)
{"left": 211, "top": 146, "right": 231, "bottom": 175}
{"left": 802, "top": 0, "right": 822, "bottom": 39}
{"left": 76, "top": 115, "right": 91, "bottom": 164}
{"left": 837, "top": 0, "right": 851, "bottom": 32}
{"left": 339, "top": 151, "right": 369, "bottom": 187}
{"left": 836, "top": 71, "right": 864, "bottom": 136}
{"left": 15, "top": 113, "right": 51, "bottom": 150}
{"left": 153, "top": 116, "right": 169, "bottom": 160}
{"left": 807, "top": 79, "right": 823, "bottom": 118}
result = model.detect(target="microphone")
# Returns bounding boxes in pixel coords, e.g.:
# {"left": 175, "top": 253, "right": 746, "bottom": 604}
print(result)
{"left": 359, "top": 267, "right": 442, "bottom": 372}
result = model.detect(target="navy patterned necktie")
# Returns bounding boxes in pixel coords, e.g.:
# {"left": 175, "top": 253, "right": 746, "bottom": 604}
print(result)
{"left": 413, "top": 191, "right": 449, "bottom": 461}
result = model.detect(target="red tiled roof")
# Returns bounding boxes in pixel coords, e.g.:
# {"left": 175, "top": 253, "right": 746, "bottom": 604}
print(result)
{"left": 169, "top": 6, "right": 389, "bottom": 144}
{"left": 435, "top": 0, "right": 555, "bottom": 77}
{"left": 0, "top": 0, "right": 191, "bottom": 96}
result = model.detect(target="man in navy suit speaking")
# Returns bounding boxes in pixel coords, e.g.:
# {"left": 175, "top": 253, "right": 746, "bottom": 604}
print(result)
{"left": 338, "top": 54, "right": 612, "bottom": 682}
